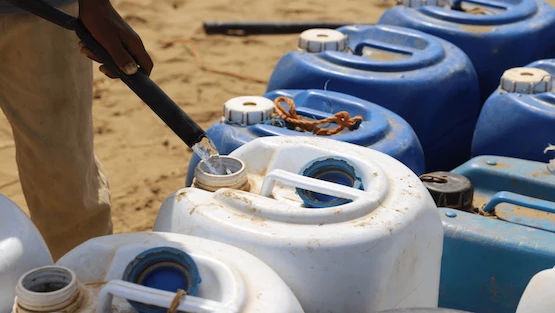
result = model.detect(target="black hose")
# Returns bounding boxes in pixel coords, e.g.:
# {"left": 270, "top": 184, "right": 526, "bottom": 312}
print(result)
{"left": 7, "top": 0, "right": 207, "bottom": 148}
{"left": 203, "top": 21, "right": 363, "bottom": 35}
{"left": 73, "top": 21, "right": 206, "bottom": 147}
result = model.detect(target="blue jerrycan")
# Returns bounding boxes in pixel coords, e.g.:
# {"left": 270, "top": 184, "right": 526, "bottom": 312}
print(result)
{"left": 472, "top": 59, "right": 555, "bottom": 163}
{"left": 266, "top": 25, "right": 480, "bottom": 172}
{"left": 421, "top": 155, "right": 555, "bottom": 313}
{"left": 185, "top": 89, "right": 425, "bottom": 187}
{"left": 378, "top": 0, "right": 555, "bottom": 102}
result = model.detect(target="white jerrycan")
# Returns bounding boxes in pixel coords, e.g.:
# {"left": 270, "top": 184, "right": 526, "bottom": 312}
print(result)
{"left": 0, "top": 194, "right": 53, "bottom": 313}
{"left": 11, "top": 232, "right": 304, "bottom": 313}
{"left": 154, "top": 136, "right": 445, "bottom": 313}
{"left": 516, "top": 265, "right": 555, "bottom": 313}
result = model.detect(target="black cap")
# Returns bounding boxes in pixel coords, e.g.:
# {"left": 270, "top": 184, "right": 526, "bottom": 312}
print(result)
{"left": 420, "top": 171, "right": 474, "bottom": 212}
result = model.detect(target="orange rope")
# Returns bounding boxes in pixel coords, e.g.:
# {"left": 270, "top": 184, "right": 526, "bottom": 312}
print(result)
{"left": 162, "top": 39, "right": 268, "bottom": 84}
{"left": 168, "top": 289, "right": 187, "bottom": 313}
{"left": 273, "top": 96, "right": 362, "bottom": 136}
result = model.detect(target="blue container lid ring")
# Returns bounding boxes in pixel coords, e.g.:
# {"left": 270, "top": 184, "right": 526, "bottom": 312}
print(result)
{"left": 297, "top": 156, "right": 364, "bottom": 208}
{"left": 122, "top": 246, "right": 202, "bottom": 313}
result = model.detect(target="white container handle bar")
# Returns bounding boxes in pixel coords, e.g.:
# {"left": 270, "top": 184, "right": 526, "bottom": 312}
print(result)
{"left": 260, "top": 169, "right": 371, "bottom": 200}
{"left": 96, "top": 279, "right": 238, "bottom": 313}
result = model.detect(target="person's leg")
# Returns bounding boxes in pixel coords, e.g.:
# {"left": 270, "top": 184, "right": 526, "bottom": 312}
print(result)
{"left": 0, "top": 2, "right": 112, "bottom": 260}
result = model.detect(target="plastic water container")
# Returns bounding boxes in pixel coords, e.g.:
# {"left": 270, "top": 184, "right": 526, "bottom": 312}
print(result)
{"left": 0, "top": 194, "right": 53, "bottom": 313}
{"left": 472, "top": 59, "right": 555, "bottom": 163}
{"left": 155, "top": 136, "right": 445, "bottom": 313}
{"left": 378, "top": 0, "right": 555, "bottom": 102}
{"left": 11, "top": 232, "right": 304, "bottom": 313}
{"left": 266, "top": 25, "right": 480, "bottom": 172}
{"left": 184, "top": 89, "right": 425, "bottom": 186}
{"left": 420, "top": 155, "right": 555, "bottom": 313}
{"left": 516, "top": 265, "right": 555, "bottom": 313}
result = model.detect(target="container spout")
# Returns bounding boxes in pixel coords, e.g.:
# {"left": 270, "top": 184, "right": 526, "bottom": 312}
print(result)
{"left": 193, "top": 156, "right": 250, "bottom": 192}
{"left": 192, "top": 137, "right": 231, "bottom": 176}
{"left": 13, "top": 266, "right": 84, "bottom": 313}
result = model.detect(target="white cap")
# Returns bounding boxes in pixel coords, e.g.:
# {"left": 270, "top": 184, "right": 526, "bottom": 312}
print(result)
{"left": 298, "top": 29, "right": 348, "bottom": 53}
{"left": 223, "top": 96, "right": 275, "bottom": 125}
{"left": 398, "top": 0, "right": 446, "bottom": 7}
{"left": 500, "top": 67, "right": 553, "bottom": 94}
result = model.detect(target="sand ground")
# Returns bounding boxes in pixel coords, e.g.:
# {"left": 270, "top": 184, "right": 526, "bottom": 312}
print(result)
{"left": 0, "top": 0, "right": 553, "bottom": 233}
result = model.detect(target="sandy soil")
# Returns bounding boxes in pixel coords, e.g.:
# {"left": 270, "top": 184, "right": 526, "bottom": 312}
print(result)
{"left": 0, "top": 0, "right": 553, "bottom": 234}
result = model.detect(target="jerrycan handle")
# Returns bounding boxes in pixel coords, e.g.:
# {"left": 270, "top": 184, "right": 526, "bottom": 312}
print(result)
{"left": 482, "top": 191, "right": 555, "bottom": 233}
{"left": 260, "top": 169, "right": 370, "bottom": 200}
{"left": 481, "top": 191, "right": 555, "bottom": 214}
{"left": 96, "top": 279, "right": 238, "bottom": 313}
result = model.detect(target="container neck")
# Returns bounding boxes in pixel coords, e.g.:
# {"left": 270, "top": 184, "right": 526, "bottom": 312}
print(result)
{"left": 193, "top": 156, "right": 250, "bottom": 192}
{"left": 13, "top": 266, "right": 85, "bottom": 313}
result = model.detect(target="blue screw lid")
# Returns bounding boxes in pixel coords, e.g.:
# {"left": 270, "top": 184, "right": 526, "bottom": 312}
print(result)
{"left": 297, "top": 156, "right": 364, "bottom": 208}
{"left": 122, "top": 246, "right": 202, "bottom": 313}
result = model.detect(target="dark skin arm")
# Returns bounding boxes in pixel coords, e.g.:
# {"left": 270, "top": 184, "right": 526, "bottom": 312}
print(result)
{"left": 78, "top": 0, "right": 153, "bottom": 78}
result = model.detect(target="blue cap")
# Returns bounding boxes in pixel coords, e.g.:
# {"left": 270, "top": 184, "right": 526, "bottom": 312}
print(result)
{"left": 122, "top": 246, "right": 202, "bottom": 313}
{"left": 297, "top": 156, "right": 364, "bottom": 208}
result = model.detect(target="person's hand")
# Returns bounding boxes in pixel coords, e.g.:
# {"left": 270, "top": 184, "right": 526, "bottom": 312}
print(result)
{"left": 78, "top": 0, "right": 153, "bottom": 78}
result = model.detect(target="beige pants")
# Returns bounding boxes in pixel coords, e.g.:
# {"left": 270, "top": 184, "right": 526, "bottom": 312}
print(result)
{"left": 0, "top": 2, "right": 112, "bottom": 260}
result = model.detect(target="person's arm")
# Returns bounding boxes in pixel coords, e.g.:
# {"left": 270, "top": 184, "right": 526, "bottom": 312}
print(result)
{"left": 78, "top": 0, "right": 153, "bottom": 78}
